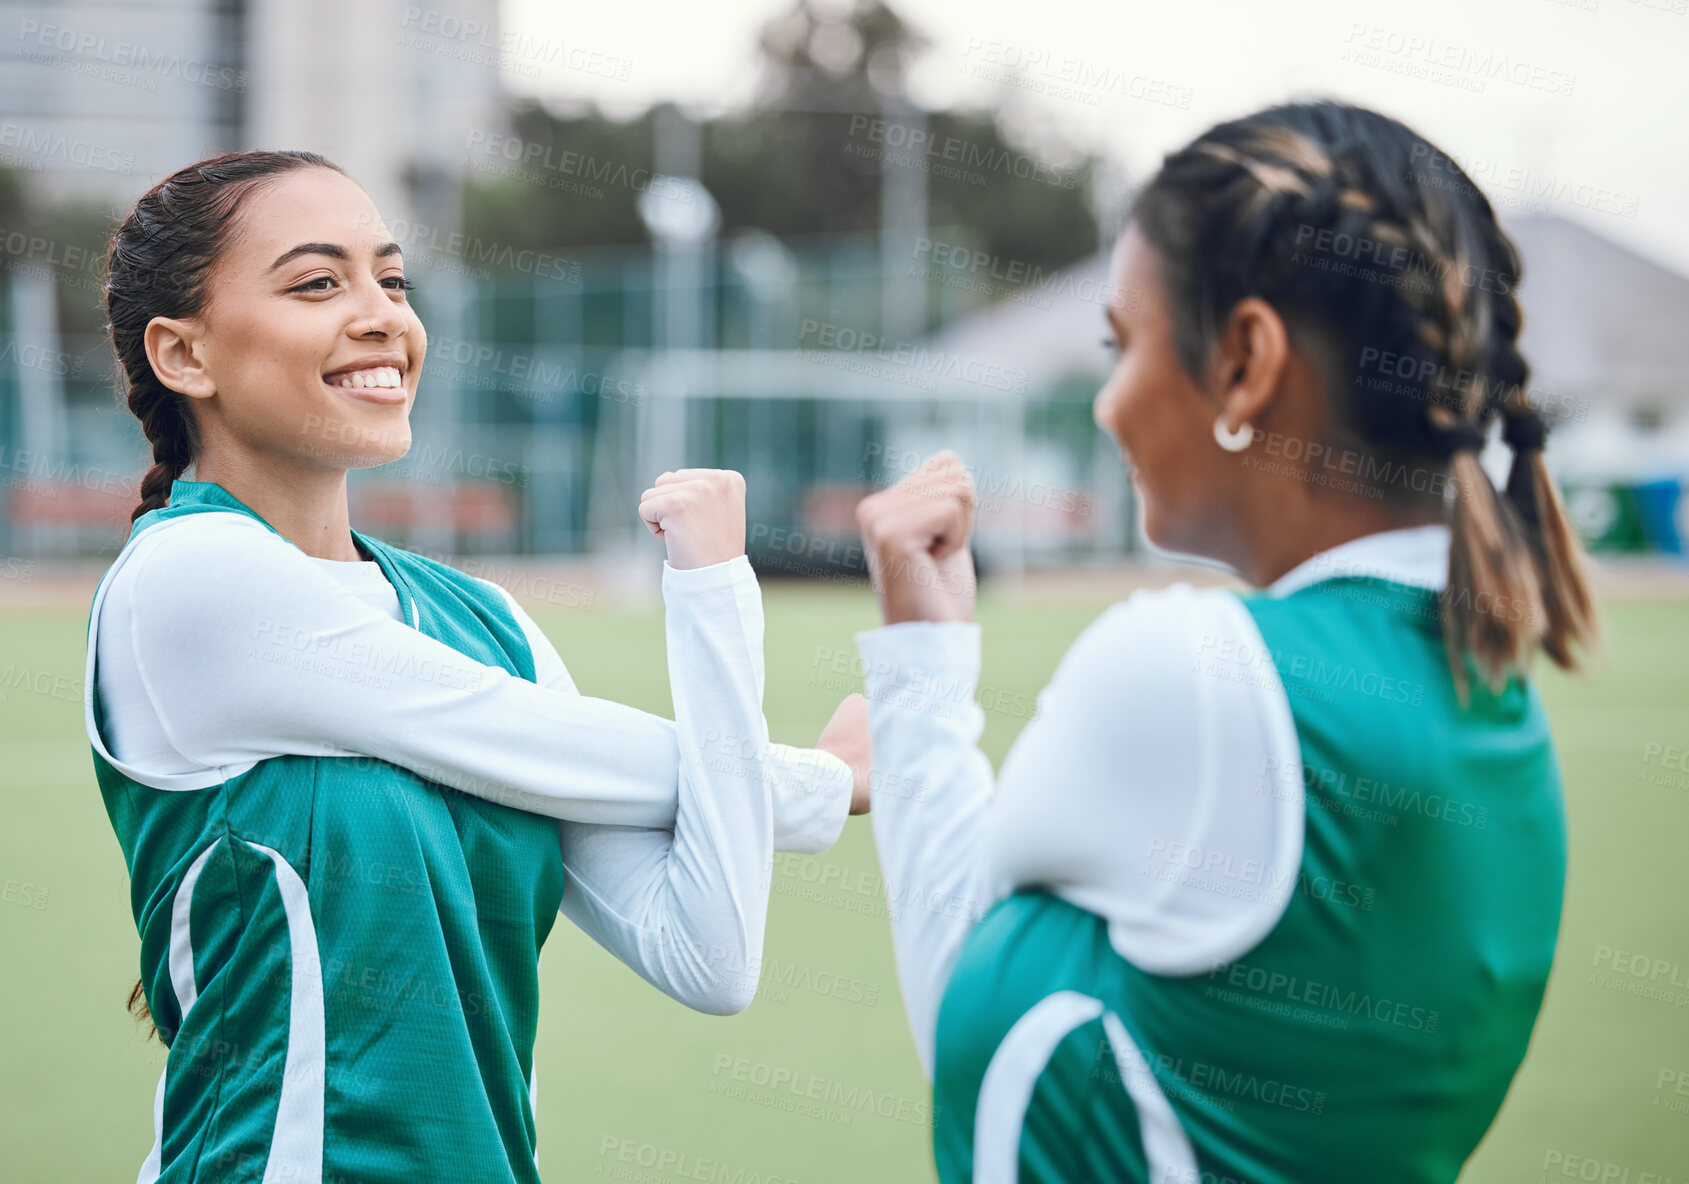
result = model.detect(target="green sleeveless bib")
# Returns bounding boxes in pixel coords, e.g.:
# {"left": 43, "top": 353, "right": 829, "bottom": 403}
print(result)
{"left": 91, "top": 479, "right": 566, "bottom": 1183}
{"left": 932, "top": 577, "right": 1567, "bottom": 1183}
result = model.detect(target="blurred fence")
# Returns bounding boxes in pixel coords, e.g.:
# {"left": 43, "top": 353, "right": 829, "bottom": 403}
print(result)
{"left": 0, "top": 226, "right": 1131, "bottom": 573}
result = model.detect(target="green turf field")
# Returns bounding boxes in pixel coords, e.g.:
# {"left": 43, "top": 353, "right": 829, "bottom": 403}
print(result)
{"left": 2, "top": 582, "right": 1686, "bottom": 1182}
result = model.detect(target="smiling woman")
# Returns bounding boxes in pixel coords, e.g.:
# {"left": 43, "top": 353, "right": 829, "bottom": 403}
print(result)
{"left": 89, "top": 150, "right": 871, "bottom": 1184}
{"left": 114, "top": 158, "right": 427, "bottom": 548}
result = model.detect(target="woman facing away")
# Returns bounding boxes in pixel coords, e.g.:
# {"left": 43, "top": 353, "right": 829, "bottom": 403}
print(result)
{"left": 87, "top": 149, "right": 871, "bottom": 1183}
{"left": 850, "top": 100, "right": 1597, "bottom": 1182}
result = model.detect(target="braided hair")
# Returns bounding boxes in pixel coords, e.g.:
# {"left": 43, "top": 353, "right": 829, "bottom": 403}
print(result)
{"left": 105, "top": 150, "right": 346, "bottom": 524}
{"left": 102, "top": 149, "right": 345, "bottom": 1039}
{"left": 1129, "top": 100, "right": 1596, "bottom": 701}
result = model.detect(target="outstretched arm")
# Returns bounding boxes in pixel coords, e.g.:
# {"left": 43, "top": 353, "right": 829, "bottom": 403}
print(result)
{"left": 108, "top": 509, "right": 849, "bottom": 845}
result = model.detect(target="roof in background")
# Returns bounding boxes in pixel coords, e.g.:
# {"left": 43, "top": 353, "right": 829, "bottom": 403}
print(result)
{"left": 922, "top": 214, "right": 1689, "bottom": 410}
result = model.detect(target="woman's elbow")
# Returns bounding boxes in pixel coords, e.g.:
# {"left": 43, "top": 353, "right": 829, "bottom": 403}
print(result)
{"left": 665, "top": 966, "right": 758, "bottom": 1016}
{"left": 649, "top": 942, "right": 761, "bottom": 1015}
{"left": 692, "top": 978, "right": 758, "bottom": 1016}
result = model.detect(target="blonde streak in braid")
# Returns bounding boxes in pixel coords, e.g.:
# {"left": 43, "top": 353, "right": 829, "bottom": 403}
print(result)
{"left": 1486, "top": 232, "right": 1601, "bottom": 673}
{"left": 1408, "top": 201, "right": 1546, "bottom": 699}
{"left": 1193, "top": 141, "right": 1314, "bottom": 200}
{"left": 1521, "top": 456, "right": 1599, "bottom": 669}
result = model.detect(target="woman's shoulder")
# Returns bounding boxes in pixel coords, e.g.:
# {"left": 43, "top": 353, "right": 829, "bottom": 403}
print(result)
{"left": 1056, "top": 580, "right": 1255, "bottom": 685}
{"left": 96, "top": 510, "right": 337, "bottom": 643}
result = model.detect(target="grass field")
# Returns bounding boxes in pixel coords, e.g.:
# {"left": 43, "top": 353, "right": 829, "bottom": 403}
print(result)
{"left": 2, "top": 579, "right": 1686, "bottom": 1182}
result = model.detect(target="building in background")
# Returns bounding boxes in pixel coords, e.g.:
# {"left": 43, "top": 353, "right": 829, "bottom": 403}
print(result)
{"left": 1, "top": 4, "right": 1684, "bottom": 567}
{"left": 0, "top": 0, "right": 502, "bottom": 222}
{"left": 0, "top": 0, "right": 507, "bottom": 556}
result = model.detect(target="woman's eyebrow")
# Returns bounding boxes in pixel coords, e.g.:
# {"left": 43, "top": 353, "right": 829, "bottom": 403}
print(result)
{"left": 267, "top": 241, "right": 403, "bottom": 272}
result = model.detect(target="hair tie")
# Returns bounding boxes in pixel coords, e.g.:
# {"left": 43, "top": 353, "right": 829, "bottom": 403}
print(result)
{"left": 1430, "top": 419, "right": 1487, "bottom": 460}
{"left": 1501, "top": 411, "right": 1548, "bottom": 452}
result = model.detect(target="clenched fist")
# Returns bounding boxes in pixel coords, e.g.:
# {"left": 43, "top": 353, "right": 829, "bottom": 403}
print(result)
{"left": 854, "top": 449, "right": 978, "bottom": 626}
{"left": 638, "top": 468, "right": 747, "bottom": 570}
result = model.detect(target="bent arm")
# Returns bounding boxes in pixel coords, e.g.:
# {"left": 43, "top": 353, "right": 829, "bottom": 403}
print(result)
{"left": 552, "top": 557, "right": 773, "bottom": 1014}
{"left": 494, "top": 579, "right": 853, "bottom": 855}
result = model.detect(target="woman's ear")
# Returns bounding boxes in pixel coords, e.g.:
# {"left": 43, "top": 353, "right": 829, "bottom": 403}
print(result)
{"left": 144, "top": 316, "right": 215, "bottom": 401}
{"left": 1210, "top": 296, "right": 1291, "bottom": 431}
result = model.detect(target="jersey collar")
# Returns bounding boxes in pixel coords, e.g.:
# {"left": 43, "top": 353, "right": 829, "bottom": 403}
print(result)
{"left": 1266, "top": 523, "right": 1451, "bottom": 598}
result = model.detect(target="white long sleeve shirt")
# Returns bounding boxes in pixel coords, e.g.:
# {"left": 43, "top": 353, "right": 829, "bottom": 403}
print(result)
{"left": 88, "top": 509, "right": 854, "bottom": 1013}
{"left": 855, "top": 524, "right": 1451, "bottom": 1075}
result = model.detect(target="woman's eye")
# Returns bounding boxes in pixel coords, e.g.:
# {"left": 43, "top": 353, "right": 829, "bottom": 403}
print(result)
{"left": 382, "top": 276, "right": 417, "bottom": 293}
{"left": 292, "top": 276, "right": 336, "bottom": 293}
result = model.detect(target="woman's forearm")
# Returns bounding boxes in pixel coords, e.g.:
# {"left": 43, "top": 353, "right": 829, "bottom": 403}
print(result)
{"left": 855, "top": 620, "right": 1003, "bottom": 1079}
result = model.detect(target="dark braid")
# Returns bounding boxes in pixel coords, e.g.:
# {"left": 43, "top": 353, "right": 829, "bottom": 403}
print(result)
{"left": 1130, "top": 100, "right": 1597, "bottom": 701}
{"left": 105, "top": 150, "right": 346, "bottom": 524}
{"left": 102, "top": 150, "right": 347, "bottom": 1039}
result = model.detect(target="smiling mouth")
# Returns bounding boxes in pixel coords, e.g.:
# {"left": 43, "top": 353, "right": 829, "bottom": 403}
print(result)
{"left": 324, "top": 366, "right": 403, "bottom": 390}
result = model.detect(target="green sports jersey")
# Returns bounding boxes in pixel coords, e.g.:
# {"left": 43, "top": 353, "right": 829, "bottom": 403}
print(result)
{"left": 91, "top": 480, "right": 566, "bottom": 1183}
{"left": 932, "top": 577, "right": 1568, "bottom": 1183}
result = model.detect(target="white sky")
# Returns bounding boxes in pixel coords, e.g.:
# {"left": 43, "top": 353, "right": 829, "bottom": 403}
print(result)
{"left": 503, "top": 0, "right": 1689, "bottom": 275}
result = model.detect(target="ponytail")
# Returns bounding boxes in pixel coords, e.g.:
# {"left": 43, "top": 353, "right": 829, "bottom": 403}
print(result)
{"left": 103, "top": 149, "right": 345, "bottom": 1037}
{"left": 1129, "top": 100, "right": 1599, "bottom": 702}
{"left": 127, "top": 372, "right": 200, "bottom": 523}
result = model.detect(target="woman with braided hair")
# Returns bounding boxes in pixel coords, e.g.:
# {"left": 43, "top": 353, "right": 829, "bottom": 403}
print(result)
{"left": 86, "top": 150, "right": 870, "bottom": 1182}
{"left": 850, "top": 100, "right": 1597, "bottom": 1182}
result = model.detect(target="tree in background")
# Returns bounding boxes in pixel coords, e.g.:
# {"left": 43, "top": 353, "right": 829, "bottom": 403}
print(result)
{"left": 463, "top": 0, "right": 1101, "bottom": 286}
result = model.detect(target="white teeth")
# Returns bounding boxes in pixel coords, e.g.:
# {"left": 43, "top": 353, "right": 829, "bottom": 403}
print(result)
{"left": 330, "top": 366, "right": 401, "bottom": 389}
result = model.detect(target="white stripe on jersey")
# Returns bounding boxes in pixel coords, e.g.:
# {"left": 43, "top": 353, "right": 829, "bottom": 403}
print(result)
{"left": 973, "top": 991, "right": 1105, "bottom": 1183}
{"left": 1102, "top": 1011, "right": 1197, "bottom": 1182}
{"left": 138, "top": 838, "right": 224, "bottom": 1183}
{"left": 244, "top": 841, "right": 325, "bottom": 1184}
